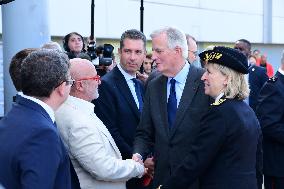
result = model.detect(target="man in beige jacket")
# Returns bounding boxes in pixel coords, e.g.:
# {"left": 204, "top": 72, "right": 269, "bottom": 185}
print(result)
{"left": 55, "top": 58, "right": 145, "bottom": 189}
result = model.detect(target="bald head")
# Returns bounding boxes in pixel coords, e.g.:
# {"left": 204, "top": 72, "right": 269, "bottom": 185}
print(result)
{"left": 70, "top": 58, "right": 95, "bottom": 80}
{"left": 70, "top": 58, "right": 100, "bottom": 101}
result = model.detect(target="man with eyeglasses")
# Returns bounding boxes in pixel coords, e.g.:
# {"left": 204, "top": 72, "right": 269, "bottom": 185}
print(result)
{"left": 186, "top": 34, "right": 200, "bottom": 67}
{"left": 55, "top": 58, "right": 145, "bottom": 189}
{"left": 0, "top": 49, "right": 80, "bottom": 189}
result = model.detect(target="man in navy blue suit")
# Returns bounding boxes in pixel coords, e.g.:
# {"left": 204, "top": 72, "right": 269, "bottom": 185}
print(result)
{"left": 0, "top": 50, "right": 79, "bottom": 189}
{"left": 256, "top": 51, "right": 284, "bottom": 189}
{"left": 234, "top": 39, "right": 268, "bottom": 189}
{"left": 93, "top": 29, "right": 147, "bottom": 189}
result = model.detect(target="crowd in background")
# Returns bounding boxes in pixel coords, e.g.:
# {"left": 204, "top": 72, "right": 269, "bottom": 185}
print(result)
{"left": 0, "top": 26, "right": 283, "bottom": 189}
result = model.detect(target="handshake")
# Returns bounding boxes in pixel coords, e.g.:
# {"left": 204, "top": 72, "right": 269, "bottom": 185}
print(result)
{"left": 132, "top": 153, "right": 155, "bottom": 186}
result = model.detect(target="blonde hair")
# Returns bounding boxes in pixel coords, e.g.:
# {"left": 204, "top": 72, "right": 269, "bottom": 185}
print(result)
{"left": 210, "top": 63, "right": 249, "bottom": 100}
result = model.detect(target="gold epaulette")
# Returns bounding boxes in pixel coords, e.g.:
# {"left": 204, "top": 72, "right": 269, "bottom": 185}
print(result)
{"left": 211, "top": 98, "right": 226, "bottom": 106}
{"left": 268, "top": 76, "right": 278, "bottom": 83}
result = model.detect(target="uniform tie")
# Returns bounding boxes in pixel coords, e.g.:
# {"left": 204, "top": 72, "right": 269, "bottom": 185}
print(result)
{"left": 132, "top": 78, "right": 143, "bottom": 112}
{"left": 167, "top": 79, "right": 177, "bottom": 128}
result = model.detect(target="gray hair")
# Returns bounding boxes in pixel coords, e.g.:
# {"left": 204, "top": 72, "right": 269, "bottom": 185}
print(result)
{"left": 41, "top": 41, "right": 62, "bottom": 51}
{"left": 21, "top": 49, "right": 70, "bottom": 98}
{"left": 150, "top": 26, "right": 188, "bottom": 59}
{"left": 120, "top": 29, "right": 147, "bottom": 50}
{"left": 210, "top": 63, "right": 249, "bottom": 100}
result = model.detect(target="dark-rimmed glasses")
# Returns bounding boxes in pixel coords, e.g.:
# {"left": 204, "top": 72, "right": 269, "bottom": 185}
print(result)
{"left": 66, "top": 79, "right": 75, "bottom": 86}
{"left": 55, "top": 78, "right": 75, "bottom": 88}
{"left": 76, "top": 75, "right": 101, "bottom": 82}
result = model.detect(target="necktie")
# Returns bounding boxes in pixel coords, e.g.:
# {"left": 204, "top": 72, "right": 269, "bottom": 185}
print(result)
{"left": 132, "top": 78, "right": 143, "bottom": 112}
{"left": 167, "top": 79, "right": 177, "bottom": 128}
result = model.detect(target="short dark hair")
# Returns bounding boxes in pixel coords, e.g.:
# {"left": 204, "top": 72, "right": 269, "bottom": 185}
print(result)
{"left": 9, "top": 48, "right": 38, "bottom": 91}
{"left": 21, "top": 49, "right": 70, "bottom": 98}
{"left": 120, "top": 29, "right": 146, "bottom": 50}
{"left": 237, "top": 39, "right": 251, "bottom": 50}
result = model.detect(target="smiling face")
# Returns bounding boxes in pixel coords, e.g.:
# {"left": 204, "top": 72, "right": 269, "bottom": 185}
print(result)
{"left": 201, "top": 63, "right": 228, "bottom": 98}
{"left": 119, "top": 38, "right": 146, "bottom": 76}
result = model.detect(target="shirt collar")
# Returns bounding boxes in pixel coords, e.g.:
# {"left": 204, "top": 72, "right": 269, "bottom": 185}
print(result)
{"left": 67, "top": 95, "right": 94, "bottom": 115}
{"left": 20, "top": 93, "right": 55, "bottom": 123}
{"left": 168, "top": 62, "right": 190, "bottom": 84}
{"left": 117, "top": 63, "right": 136, "bottom": 81}
{"left": 215, "top": 92, "right": 225, "bottom": 102}
{"left": 278, "top": 68, "right": 284, "bottom": 75}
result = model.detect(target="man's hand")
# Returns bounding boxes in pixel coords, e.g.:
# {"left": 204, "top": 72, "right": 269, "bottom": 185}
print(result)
{"left": 144, "top": 157, "right": 155, "bottom": 178}
{"left": 132, "top": 153, "right": 143, "bottom": 165}
{"left": 136, "top": 71, "right": 149, "bottom": 83}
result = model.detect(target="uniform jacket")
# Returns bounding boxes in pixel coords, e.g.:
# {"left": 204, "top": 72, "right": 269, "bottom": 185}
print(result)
{"left": 249, "top": 65, "right": 268, "bottom": 111}
{"left": 162, "top": 98, "right": 261, "bottom": 189}
{"left": 133, "top": 65, "right": 211, "bottom": 189}
{"left": 55, "top": 96, "right": 144, "bottom": 189}
{"left": 93, "top": 66, "right": 144, "bottom": 159}
{"left": 256, "top": 71, "right": 284, "bottom": 177}
{"left": 0, "top": 95, "right": 75, "bottom": 189}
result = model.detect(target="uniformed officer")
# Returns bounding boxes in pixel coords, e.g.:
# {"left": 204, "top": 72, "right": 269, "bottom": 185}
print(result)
{"left": 158, "top": 46, "right": 262, "bottom": 189}
{"left": 256, "top": 50, "right": 284, "bottom": 189}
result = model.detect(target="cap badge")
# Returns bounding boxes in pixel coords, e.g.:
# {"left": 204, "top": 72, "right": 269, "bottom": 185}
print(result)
{"left": 205, "top": 52, "right": 222, "bottom": 61}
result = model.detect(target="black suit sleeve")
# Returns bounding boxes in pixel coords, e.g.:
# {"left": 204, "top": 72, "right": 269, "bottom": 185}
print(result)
{"left": 94, "top": 80, "right": 132, "bottom": 158}
{"left": 133, "top": 85, "right": 155, "bottom": 159}
{"left": 257, "top": 81, "right": 284, "bottom": 144}
{"left": 162, "top": 107, "right": 226, "bottom": 189}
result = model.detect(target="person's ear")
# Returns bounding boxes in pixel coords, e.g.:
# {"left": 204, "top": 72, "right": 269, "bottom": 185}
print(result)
{"left": 56, "top": 82, "right": 67, "bottom": 97}
{"left": 74, "top": 81, "right": 84, "bottom": 92}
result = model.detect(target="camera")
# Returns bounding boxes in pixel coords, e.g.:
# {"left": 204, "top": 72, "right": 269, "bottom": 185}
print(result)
{"left": 87, "top": 42, "right": 114, "bottom": 66}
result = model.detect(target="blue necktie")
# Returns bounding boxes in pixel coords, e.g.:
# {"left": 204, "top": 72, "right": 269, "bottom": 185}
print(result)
{"left": 132, "top": 78, "right": 143, "bottom": 112}
{"left": 167, "top": 79, "right": 177, "bottom": 128}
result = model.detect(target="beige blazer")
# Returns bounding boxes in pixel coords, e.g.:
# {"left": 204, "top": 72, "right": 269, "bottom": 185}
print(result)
{"left": 56, "top": 96, "right": 144, "bottom": 189}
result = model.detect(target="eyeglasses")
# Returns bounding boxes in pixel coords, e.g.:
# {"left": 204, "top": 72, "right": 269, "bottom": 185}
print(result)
{"left": 55, "top": 78, "right": 75, "bottom": 88}
{"left": 188, "top": 50, "right": 198, "bottom": 56}
{"left": 76, "top": 75, "right": 101, "bottom": 82}
{"left": 65, "top": 79, "right": 75, "bottom": 86}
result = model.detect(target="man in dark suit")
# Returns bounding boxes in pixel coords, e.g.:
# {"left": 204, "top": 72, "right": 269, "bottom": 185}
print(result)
{"left": 93, "top": 29, "right": 147, "bottom": 189}
{"left": 234, "top": 39, "right": 268, "bottom": 111}
{"left": 256, "top": 50, "right": 284, "bottom": 189}
{"left": 0, "top": 50, "right": 79, "bottom": 189}
{"left": 234, "top": 39, "right": 268, "bottom": 189}
{"left": 133, "top": 27, "right": 211, "bottom": 189}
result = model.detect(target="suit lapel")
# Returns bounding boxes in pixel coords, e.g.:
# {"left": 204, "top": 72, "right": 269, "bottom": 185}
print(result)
{"left": 113, "top": 67, "right": 140, "bottom": 119}
{"left": 170, "top": 66, "right": 201, "bottom": 137}
{"left": 94, "top": 117, "right": 122, "bottom": 157}
{"left": 157, "top": 76, "right": 170, "bottom": 136}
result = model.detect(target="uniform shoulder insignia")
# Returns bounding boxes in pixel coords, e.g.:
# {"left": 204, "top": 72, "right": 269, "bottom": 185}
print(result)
{"left": 268, "top": 76, "right": 278, "bottom": 83}
{"left": 211, "top": 98, "right": 226, "bottom": 106}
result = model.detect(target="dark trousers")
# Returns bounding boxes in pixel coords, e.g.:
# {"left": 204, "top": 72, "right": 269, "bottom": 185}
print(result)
{"left": 264, "top": 175, "right": 284, "bottom": 189}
